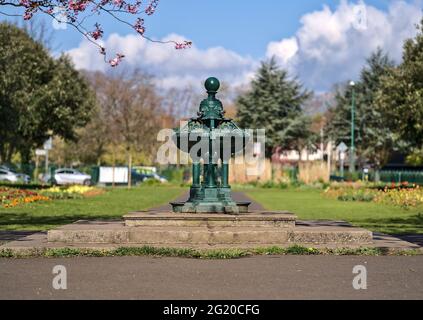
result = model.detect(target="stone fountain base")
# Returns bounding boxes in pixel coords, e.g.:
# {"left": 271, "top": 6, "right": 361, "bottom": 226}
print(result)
{"left": 45, "top": 211, "right": 373, "bottom": 247}
{"left": 170, "top": 201, "right": 251, "bottom": 214}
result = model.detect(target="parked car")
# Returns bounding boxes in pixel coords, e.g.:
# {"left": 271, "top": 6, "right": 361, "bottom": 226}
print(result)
{"left": 0, "top": 168, "right": 19, "bottom": 183}
{"left": 0, "top": 166, "right": 31, "bottom": 184}
{"left": 43, "top": 168, "right": 91, "bottom": 185}
{"left": 131, "top": 170, "right": 168, "bottom": 185}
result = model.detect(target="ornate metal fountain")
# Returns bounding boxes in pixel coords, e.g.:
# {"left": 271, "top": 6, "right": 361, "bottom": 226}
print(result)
{"left": 171, "top": 77, "right": 251, "bottom": 214}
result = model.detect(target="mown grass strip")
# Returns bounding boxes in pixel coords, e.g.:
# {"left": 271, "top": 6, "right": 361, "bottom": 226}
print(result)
{"left": 0, "top": 245, "right": 421, "bottom": 259}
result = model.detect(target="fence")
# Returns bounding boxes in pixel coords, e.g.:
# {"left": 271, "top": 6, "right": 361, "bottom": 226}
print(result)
{"left": 330, "top": 170, "right": 423, "bottom": 185}
{"left": 370, "top": 170, "right": 423, "bottom": 185}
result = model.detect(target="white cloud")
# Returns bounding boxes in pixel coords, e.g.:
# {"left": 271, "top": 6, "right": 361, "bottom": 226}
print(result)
{"left": 67, "top": 0, "right": 422, "bottom": 93}
{"left": 266, "top": 0, "right": 422, "bottom": 91}
{"left": 67, "top": 33, "right": 257, "bottom": 91}
{"left": 267, "top": 37, "right": 299, "bottom": 65}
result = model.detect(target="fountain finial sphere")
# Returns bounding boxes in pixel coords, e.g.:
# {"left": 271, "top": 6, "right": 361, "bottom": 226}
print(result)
{"left": 205, "top": 77, "right": 220, "bottom": 92}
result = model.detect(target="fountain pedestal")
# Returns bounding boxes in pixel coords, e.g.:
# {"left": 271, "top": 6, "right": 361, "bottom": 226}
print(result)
{"left": 42, "top": 77, "right": 373, "bottom": 249}
{"left": 171, "top": 77, "right": 251, "bottom": 214}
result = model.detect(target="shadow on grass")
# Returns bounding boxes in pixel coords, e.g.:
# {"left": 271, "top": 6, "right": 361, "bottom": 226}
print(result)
{"left": 0, "top": 211, "right": 121, "bottom": 231}
{"left": 352, "top": 212, "right": 423, "bottom": 235}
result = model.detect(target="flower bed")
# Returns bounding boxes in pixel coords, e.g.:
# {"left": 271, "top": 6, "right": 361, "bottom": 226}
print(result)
{"left": 0, "top": 187, "right": 50, "bottom": 208}
{"left": 39, "top": 185, "right": 99, "bottom": 199}
{"left": 1, "top": 185, "right": 103, "bottom": 208}
{"left": 374, "top": 185, "right": 423, "bottom": 208}
{"left": 324, "top": 183, "right": 423, "bottom": 209}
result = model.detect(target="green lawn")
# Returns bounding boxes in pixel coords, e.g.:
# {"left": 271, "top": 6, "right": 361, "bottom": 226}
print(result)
{"left": 244, "top": 188, "right": 423, "bottom": 235}
{"left": 0, "top": 186, "right": 185, "bottom": 231}
{"left": 2, "top": 185, "right": 422, "bottom": 235}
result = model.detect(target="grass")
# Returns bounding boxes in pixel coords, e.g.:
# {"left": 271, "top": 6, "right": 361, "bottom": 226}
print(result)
{"left": 1, "top": 184, "right": 422, "bottom": 236}
{"left": 0, "top": 245, "right": 420, "bottom": 259}
{"left": 243, "top": 188, "right": 423, "bottom": 235}
{"left": 0, "top": 185, "right": 185, "bottom": 231}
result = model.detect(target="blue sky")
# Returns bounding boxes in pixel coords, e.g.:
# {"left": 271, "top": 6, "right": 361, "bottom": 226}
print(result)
{"left": 13, "top": 0, "right": 392, "bottom": 56}
{"left": 140, "top": 0, "right": 392, "bottom": 58}
{"left": 2, "top": 0, "right": 422, "bottom": 92}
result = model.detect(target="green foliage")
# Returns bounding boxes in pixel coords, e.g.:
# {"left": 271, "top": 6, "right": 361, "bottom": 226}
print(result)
{"left": 332, "top": 189, "right": 377, "bottom": 202}
{"left": 39, "top": 191, "right": 84, "bottom": 200}
{"left": 260, "top": 181, "right": 289, "bottom": 189}
{"left": 0, "top": 23, "right": 95, "bottom": 163}
{"left": 284, "top": 245, "right": 319, "bottom": 255}
{"left": 236, "top": 58, "right": 312, "bottom": 157}
{"left": 140, "top": 178, "right": 163, "bottom": 186}
{"left": 406, "top": 150, "right": 423, "bottom": 166}
{"left": 1, "top": 245, "right": 419, "bottom": 259}
{"left": 324, "top": 247, "right": 384, "bottom": 256}
{"left": 326, "top": 48, "right": 396, "bottom": 170}
{"left": 375, "top": 18, "right": 423, "bottom": 152}
{"left": 159, "top": 167, "right": 189, "bottom": 183}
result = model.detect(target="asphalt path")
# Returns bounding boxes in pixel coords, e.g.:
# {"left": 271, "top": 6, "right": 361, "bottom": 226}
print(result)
{"left": 1, "top": 255, "right": 422, "bottom": 300}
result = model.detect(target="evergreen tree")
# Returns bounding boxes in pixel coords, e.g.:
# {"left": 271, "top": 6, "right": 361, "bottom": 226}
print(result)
{"left": 326, "top": 48, "right": 396, "bottom": 174}
{"left": 236, "top": 58, "right": 311, "bottom": 157}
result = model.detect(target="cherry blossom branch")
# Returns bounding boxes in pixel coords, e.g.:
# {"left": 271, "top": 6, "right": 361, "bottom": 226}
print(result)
{"left": 0, "top": 0, "right": 192, "bottom": 67}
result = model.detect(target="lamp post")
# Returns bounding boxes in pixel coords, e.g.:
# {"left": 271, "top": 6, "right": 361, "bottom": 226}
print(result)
{"left": 349, "top": 81, "right": 356, "bottom": 173}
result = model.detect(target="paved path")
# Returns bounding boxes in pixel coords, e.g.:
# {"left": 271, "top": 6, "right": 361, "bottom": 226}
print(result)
{"left": 0, "top": 231, "right": 37, "bottom": 245}
{"left": 0, "top": 255, "right": 422, "bottom": 299}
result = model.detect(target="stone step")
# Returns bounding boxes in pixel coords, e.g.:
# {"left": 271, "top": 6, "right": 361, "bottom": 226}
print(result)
{"left": 123, "top": 211, "right": 297, "bottom": 228}
{"left": 47, "top": 221, "right": 373, "bottom": 246}
{"left": 48, "top": 225, "right": 291, "bottom": 245}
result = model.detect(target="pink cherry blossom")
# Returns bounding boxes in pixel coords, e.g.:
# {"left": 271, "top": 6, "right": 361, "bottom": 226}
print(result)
{"left": 109, "top": 53, "right": 125, "bottom": 67}
{"left": 145, "top": 0, "right": 159, "bottom": 15}
{"left": 175, "top": 41, "right": 192, "bottom": 50}
{"left": 134, "top": 18, "right": 145, "bottom": 35}
{"left": 9, "top": 0, "right": 191, "bottom": 67}
{"left": 91, "top": 23, "right": 104, "bottom": 40}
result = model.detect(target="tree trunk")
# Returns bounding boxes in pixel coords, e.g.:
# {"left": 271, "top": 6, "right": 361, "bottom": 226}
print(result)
{"left": 374, "top": 167, "right": 381, "bottom": 183}
{"left": 128, "top": 151, "right": 132, "bottom": 189}
{"left": 20, "top": 148, "right": 32, "bottom": 165}
{"left": 112, "top": 150, "right": 116, "bottom": 188}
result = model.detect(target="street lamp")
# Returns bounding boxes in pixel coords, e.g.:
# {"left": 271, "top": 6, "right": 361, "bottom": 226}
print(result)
{"left": 349, "top": 81, "right": 356, "bottom": 173}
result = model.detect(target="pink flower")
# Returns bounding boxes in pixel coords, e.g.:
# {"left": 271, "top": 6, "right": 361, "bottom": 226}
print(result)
{"left": 145, "top": 0, "right": 159, "bottom": 15}
{"left": 134, "top": 18, "right": 145, "bottom": 35}
{"left": 127, "top": 5, "right": 138, "bottom": 14}
{"left": 19, "top": 0, "right": 31, "bottom": 7}
{"left": 90, "top": 23, "right": 103, "bottom": 40}
{"left": 175, "top": 41, "right": 192, "bottom": 50}
{"left": 109, "top": 53, "right": 125, "bottom": 67}
{"left": 23, "top": 11, "right": 33, "bottom": 20}
{"left": 69, "top": 0, "right": 88, "bottom": 12}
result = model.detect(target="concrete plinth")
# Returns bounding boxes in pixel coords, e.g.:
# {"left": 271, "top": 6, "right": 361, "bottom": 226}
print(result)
{"left": 45, "top": 211, "right": 373, "bottom": 247}
{"left": 123, "top": 211, "right": 297, "bottom": 228}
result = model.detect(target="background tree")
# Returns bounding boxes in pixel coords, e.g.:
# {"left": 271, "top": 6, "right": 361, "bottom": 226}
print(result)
{"left": 0, "top": 22, "right": 95, "bottom": 164}
{"left": 375, "top": 18, "right": 423, "bottom": 165}
{"left": 326, "top": 48, "right": 396, "bottom": 177}
{"left": 98, "top": 70, "right": 161, "bottom": 187}
{"left": 236, "top": 58, "right": 311, "bottom": 158}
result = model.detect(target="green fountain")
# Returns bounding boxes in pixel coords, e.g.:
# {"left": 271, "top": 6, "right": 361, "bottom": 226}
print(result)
{"left": 171, "top": 77, "right": 251, "bottom": 214}
{"left": 44, "top": 77, "right": 372, "bottom": 249}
